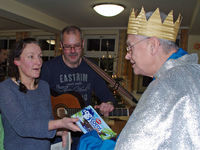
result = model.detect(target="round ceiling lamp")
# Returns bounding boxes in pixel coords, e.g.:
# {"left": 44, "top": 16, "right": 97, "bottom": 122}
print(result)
{"left": 93, "top": 3, "right": 125, "bottom": 17}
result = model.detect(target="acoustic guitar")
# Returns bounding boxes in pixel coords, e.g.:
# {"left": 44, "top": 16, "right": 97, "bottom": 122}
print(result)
{"left": 51, "top": 92, "right": 131, "bottom": 119}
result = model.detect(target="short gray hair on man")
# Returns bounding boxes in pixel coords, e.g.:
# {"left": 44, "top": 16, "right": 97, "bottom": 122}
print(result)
{"left": 60, "top": 25, "right": 83, "bottom": 43}
{"left": 144, "top": 11, "right": 179, "bottom": 54}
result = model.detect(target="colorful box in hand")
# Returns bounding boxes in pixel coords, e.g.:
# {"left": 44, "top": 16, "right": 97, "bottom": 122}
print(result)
{"left": 71, "top": 105, "right": 117, "bottom": 140}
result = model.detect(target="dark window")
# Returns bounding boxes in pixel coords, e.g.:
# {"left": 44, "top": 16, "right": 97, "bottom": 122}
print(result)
{"left": 100, "top": 58, "right": 113, "bottom": 71}
{"left": 42, "top": 56, "right": 49, "bottom": 62}
{"left": 9, "top": 39, "right": 16, "bottom": 49}
{"left": 39, "top": 39, "right": 55, "bottom": 51}
{"left": 101, "top": 39, "right": 115, "bottom": 51}
{"left": 88, "top": 57, "right": 99, "bottom": 65}
{"left": 39, "top": 39, "right": 49, "bottom": 50}
{"left": 0, "top": 40, "right": 8, "bottom": 49}
{"left": 87, "top": 39, "right": 100, "bottom": 51}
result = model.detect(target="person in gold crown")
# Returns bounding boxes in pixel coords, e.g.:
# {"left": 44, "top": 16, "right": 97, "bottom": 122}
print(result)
{"left": 115, "top": 7, "right": 200, "bottom": 150}
{"left": 77, "top": 7, "right": 200, "bottom": 150}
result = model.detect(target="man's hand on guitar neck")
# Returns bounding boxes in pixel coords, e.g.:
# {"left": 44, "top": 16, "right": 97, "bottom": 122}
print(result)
{"left": 94, "top": 102, "right": 114, "bottom": 117}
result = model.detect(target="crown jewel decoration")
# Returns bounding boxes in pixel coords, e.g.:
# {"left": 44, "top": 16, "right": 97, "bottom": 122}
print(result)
{"left": 127, "top": 7, "right": 182, "bottom": 42}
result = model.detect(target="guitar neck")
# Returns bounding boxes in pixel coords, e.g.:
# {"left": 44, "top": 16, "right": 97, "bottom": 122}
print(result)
{"left": 96, "top": 108, "right": 129, "bottom": 116}
{"left": 65, "top": 108, "right": 129, "bottom": 117}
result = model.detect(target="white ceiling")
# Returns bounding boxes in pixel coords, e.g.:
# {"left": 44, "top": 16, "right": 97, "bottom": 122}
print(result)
{"left": 0, "top": 0, "right": 199, "bottom": 34}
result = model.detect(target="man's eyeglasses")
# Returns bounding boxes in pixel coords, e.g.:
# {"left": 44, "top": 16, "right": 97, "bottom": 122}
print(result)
{"left": 62, "top": 43, "right": 82, "bottom": 51}
{"left": 126, "top": 37, "right": 149, "bottom": 52}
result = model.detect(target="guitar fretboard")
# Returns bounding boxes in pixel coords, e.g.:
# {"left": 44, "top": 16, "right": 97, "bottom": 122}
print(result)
{"left": 65, "top": 108, "right": 129, "bottom": 117}
{"left": 96, "top": 108, "right": 129, "bottom": 116}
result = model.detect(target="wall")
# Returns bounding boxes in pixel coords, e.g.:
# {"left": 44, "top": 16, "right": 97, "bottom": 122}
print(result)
{"left": 188, "top": 35, "right": 200, "bottom": 63}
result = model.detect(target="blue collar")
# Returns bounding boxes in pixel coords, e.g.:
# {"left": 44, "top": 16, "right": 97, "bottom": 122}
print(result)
{"left": 167, "top": 48, "right": 188, "bottom": 61}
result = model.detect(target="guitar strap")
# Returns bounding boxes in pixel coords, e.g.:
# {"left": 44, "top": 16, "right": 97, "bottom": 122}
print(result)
{"left": 113, "top": 81, "right": 120, "bottom": 91}
{"left": 82, "top": 56, "right": 138, "bottom": 106}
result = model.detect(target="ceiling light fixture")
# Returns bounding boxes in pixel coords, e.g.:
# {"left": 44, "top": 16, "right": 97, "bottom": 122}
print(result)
{"left": 46, "top": 40, "right": 55, "bottom": 45}
{"left": 93, "top": 3, "right": 125, "bottom": 17}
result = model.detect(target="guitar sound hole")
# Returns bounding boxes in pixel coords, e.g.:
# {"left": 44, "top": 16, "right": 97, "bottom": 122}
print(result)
{"left": 57, "top": 107, "right": 68, "bottom": 118}
{"left": 54, "top": 104, "right": 68, "bottom": 119}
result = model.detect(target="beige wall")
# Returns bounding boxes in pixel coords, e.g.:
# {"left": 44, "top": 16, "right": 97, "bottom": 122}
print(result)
{"left": 188, "top": 35, "right": 200, "bottom": 63}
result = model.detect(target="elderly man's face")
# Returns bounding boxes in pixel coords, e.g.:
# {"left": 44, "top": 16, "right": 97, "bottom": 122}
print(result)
{"left": 125, "top": 35, "right": 154, "bottom": 77}
{"left": 0, "top": 49, "right": 7, "bottom": 64}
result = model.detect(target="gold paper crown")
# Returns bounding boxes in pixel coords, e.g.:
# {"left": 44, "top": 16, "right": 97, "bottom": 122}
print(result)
{"left": 127, "top": 7, "right": 182, "bottom": 42}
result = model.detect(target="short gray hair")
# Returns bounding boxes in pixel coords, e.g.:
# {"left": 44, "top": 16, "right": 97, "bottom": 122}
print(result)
{"left": 60, "top": 25, "right": 82, "bottom": 42}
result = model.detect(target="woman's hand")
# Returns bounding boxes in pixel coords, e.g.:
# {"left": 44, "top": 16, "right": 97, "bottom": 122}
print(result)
{"left": 61, "top": 117, "right": 81, "bottom": 132}
{"left": 48, "top": 117, "right": 81, "bottom": 132}
{"left": 55, "top": 117, "right": 81, "bottom": 147}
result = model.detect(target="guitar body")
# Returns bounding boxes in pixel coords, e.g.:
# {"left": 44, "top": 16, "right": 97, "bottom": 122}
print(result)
{"left": 51, "top": 91, "right": 132, "bottom": 119}
{"left": 51, "top": 92, "right": 133, "bottom": 136}
{"left": 51, "top": 92, "right": 85, "bottom": 119}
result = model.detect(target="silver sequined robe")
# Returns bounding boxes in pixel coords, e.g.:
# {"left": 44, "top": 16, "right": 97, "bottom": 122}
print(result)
{"left": 115, "top": 53, "right": 200, "bottom": 150}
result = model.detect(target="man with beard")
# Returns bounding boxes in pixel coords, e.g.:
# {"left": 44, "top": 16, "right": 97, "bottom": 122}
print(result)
{"left": 40, "top": 25, "right": 116, "bottom": 150}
